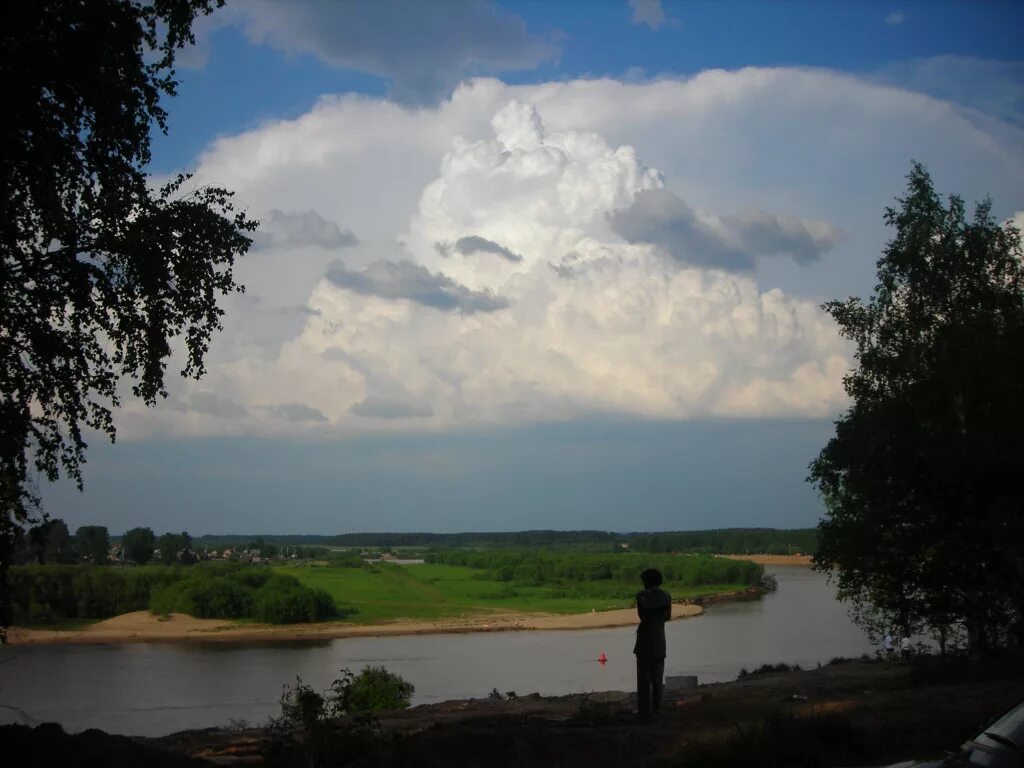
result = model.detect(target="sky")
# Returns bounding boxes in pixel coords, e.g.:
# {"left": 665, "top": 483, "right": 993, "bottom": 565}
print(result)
{"left": 41, "top": 0, "right": 1024, "bottom": 535}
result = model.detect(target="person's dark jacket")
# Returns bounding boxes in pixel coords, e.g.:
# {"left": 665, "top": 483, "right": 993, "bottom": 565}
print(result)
{"left": 633, "top": 587, "right": 672, "bottom": 658}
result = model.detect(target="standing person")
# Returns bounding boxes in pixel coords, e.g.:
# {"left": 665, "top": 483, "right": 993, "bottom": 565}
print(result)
{"left": 883, "top": 632, "right": 894, "bottom": 658}
{"left": 634, "top": 568, "right": 672, "bottom": 722}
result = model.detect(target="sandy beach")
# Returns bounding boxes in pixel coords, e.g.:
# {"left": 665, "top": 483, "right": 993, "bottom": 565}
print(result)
{"left": 716, "top": 553, "right": 813, "bottom": 566}
{"left": 5, "top": 603, "right": 703, "bottom": 646}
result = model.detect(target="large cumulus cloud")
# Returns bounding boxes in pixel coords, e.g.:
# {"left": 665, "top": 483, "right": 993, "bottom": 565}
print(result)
{"left": 120, "top": 68, "right": 1024, "bottom": 438}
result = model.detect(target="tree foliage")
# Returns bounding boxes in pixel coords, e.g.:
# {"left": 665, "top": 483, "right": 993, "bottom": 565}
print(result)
{"left": 267, "top": 666, "right": 411, "bottom": 767}
{"left": 28, "top": 518, "right": 75, "bottom": 564}
{"left": 9, "top": 563, "right": 181, "bottom": 623}
{"left": 74, "top": 525, "right": 110, "bottom": 565}
{"left": 149, "top": 566, "right": 338, "bottom": 624}
{"left": 425, "top": 549, "right": 762, "bottom": 596}
{"left": 12, "top": 562, "right": 339, "bottom": 625}
{"left": 123, "top": 526, "right": 156, "bottom": 565}
{"left": 336, "top": 666, "right": 415, "bottom": 714}
{"left": 157, "top": 530, "right": 193, "bottom": 565}
{"left": 0, "top": 0, "right": 255, "bottom": 624}
{"left": 0, "top": 0, "right": 255, "bottom": 616}
{"left": 810, "top": 162, "right": 1024, "bottom": 652}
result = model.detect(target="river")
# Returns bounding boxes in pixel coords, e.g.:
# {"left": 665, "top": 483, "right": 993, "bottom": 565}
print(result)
{"left": 0, "top": 566, "right": 872, "bottom": 736}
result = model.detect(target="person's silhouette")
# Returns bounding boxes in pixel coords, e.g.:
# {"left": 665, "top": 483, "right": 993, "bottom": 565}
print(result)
{"left": 634, "top": 568, "right": 671, "bottom": 721}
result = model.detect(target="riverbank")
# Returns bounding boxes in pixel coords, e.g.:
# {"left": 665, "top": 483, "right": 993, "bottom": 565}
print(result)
{"left": 153, "top": 654, "right": 1024, "bottom": 767}
{"left": 6, "top": 654, "right": 1022, "bottom": 767}
{"left": 716, "top": 553, "right": 813, "bottom": 565}
{"left": 5, "top": 602, "right": 704, "bottom": 646}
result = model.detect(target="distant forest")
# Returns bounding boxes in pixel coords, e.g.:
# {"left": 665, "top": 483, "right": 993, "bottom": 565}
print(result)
{"left": 192, "top": 528, "right": 817, "bottom": 554}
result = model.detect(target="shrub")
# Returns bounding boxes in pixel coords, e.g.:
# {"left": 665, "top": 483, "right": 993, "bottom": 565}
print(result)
{"left": 336, "top": 666, "right": 415, "bottom": 714}
{"left": 737, "top": 662, "right": 800, "bottom": 678}
{"left": 9, "top": 565, "right": 181, "bottom": 623}
{"left": 262, "top": 666, "right": 412, "bottom": 767}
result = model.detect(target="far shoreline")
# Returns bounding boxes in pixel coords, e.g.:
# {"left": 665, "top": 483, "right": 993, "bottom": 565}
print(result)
{"left": 5, "top": 557, "right": 791, "bottom": 647}
{"left": 716, "top": 553, "right": 813, "bottom": 566}
{"left": 5, "top": 603, "right": 705, "bottom": 647}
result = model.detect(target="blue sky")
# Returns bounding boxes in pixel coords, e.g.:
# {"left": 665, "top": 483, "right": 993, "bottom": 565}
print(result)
{"left": 152, "top": 1, "right": 1024, "bottom": 172}
{"left": 44, "top": 0, "right": 1024, "bottom": 535}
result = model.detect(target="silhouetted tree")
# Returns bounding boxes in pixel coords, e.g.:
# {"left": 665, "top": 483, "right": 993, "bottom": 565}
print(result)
{"left": 810, "top": 162, "right": 1024, "bottom": 652}
{"left": 75, "top": 525, "right": 111, "bottom": 566}
{"left": 29, "top": 518, "right": 75, "bottom": 564}
{"left": 0, "top": 0, "right": 255, "bottom": 623}
{"left": 157, "top": 530, "right": 193, "bottom": 565}
{"left": 123, "top": 526, "right": 156, "bottom": 565}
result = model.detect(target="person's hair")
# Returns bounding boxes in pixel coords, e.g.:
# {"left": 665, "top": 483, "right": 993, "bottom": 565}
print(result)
{"left": 640, "top": 568, "right": 663, "bottom": 588}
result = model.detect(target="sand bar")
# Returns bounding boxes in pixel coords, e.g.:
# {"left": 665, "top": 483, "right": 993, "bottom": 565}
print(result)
{"left": 5, "top": 604, "right": 703, "bottom": 646}
{"left": 716, "top": 553, "right": 813, "bottom": 566}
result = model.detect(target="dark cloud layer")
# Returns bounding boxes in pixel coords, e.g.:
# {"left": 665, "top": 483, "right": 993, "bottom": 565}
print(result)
{"left": 326, "top": 260, "right": 508, "bottom": 314}
{"left": 349, "top": 397, "right": 433, "bottom": 419}
{"left": 188, "top": 391, "right": 247, "bottom": 419}
{"left": 264, "top": 401, "right": 327, "bottom": 423}
{"left": 451, "top": 235, "right": 523, "bottom": 262}
{"left": 233, "top": 0, "right": 558, "bottom": 104}
{"left": 609, "top": 189, "right": 841, "bottom": 271}
{"left": 255, "top": 209, "right": 358, "bottom": 249}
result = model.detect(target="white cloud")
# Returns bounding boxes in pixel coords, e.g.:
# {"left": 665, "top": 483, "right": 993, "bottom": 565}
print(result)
{"left": 119, "top": 68, "right": 1024, "bottom": 440}
{"left": 630, "top": 0, "right": 668, "bottom": 30}
{"left": 227, "top": 0, "right": 558, "bottom": 103}
{"left": 875, "top": 56, "right": 1024, "bottom": 128}
{"left": 885, "top": 11, "right": 906, "bottom": 26}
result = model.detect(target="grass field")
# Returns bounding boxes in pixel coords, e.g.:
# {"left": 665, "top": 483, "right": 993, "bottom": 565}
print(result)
{"left": 276, "top": 562, "right": 749, "bottom": 624}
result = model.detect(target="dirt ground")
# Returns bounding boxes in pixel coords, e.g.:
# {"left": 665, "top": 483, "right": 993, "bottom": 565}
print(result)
{"left": 141, "top": 655, "right": 1024, "bottom": 767}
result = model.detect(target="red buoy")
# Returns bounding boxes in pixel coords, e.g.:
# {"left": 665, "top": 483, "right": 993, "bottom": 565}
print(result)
{"left": 598, "top": 652, "right": 608, "bottom": 664}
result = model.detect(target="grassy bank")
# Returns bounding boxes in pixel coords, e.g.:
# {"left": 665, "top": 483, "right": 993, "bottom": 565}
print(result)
{"left": 277, "top": 559, "right": 754, "bottom": 624}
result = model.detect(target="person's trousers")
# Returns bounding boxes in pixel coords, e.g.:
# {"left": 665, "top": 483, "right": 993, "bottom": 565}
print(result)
{"left": 636, "top": 655, "right": 665, "bottom": 716}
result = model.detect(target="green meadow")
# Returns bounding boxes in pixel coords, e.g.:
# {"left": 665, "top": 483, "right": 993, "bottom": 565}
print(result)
{"left": 276, "top": 559, "right": 758, "bottom": 624}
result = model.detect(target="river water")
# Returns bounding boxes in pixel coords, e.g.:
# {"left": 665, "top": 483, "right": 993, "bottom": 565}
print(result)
{"left": 0, "top": 566, "right": 872, "bottom": 736}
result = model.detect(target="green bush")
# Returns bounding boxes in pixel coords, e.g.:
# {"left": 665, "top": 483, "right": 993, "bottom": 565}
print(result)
{"left": 337, "top": 666, "right": 415, "bottom": 714}
{"left": 264, "top": 666, "right": 409, "bottom": 767}
{"left": 10, "top": 563, "right": 338, "bottom": 625}
{"left": 253, "top": 583, "right": 334, "bottom": 624}
{"left": 9, "top": 565, "right": 182, "bottom": 624}
{"left": 150, "top": 576, "right": 255, "bottom": 619}
{"left": 152, "top": 570, "right": 336, "bottom": 624}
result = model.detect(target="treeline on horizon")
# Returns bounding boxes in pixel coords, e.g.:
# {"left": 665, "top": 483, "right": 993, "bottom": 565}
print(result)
{"left": 193, "top": 528, "right": 818, "bottom": 554}
{"left": 10, "top": 519, "right": 331, "bottom": 567}
{"left": 425, "top": 550, "right": 764, "bottom": 593}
